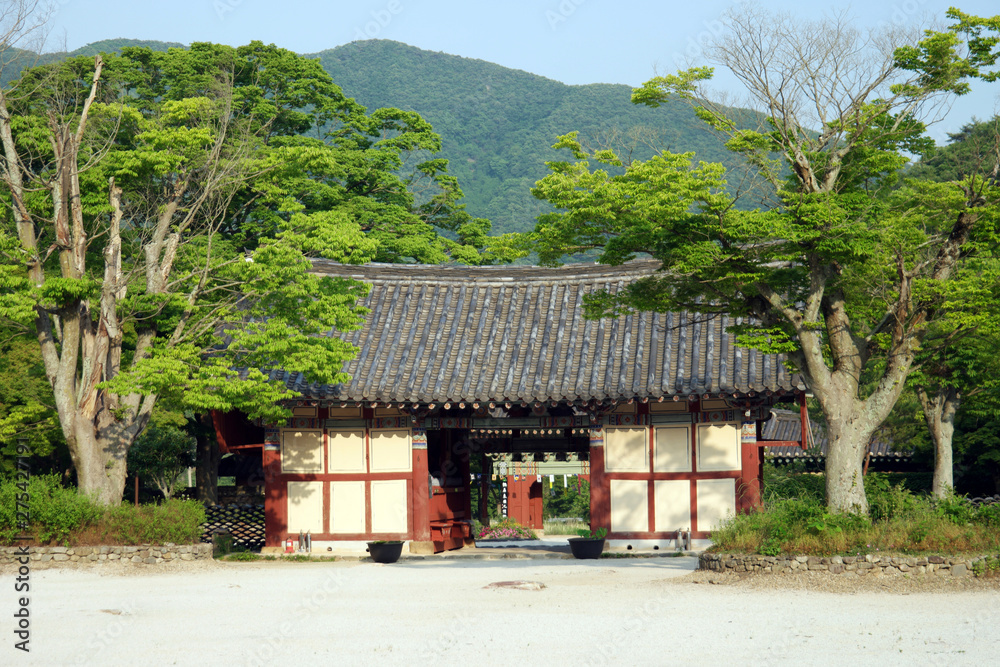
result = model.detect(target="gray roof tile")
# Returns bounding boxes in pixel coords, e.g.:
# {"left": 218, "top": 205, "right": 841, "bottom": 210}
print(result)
{"left": 279, "top": 259, "right": 803, "bottom": 403}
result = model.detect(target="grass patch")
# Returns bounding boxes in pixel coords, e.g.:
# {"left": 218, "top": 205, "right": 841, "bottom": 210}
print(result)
{"left": 542, "top": 519, "right": 589, "bottom": 535}
{"left": 282, "top": 554, "right": 319, "bottom": 562}
{"left": 712, "top": 471, "right": 1000, "bottom": 557}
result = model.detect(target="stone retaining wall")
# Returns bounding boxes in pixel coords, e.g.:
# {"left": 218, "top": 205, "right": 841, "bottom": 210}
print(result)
{"left": 700, "top": 552, "right": 1000, "bottom": 577}
{"left": 1, "top": 543, "right": 213, "bottom": 566}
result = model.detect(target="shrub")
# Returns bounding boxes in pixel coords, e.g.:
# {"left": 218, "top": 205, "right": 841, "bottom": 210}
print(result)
{"left": 865, "top": 474, "right": 922, "bottom": 522}
{"left": 0, "top": 474, "right": 102, "bottom": 544}
{"left": 102, "top": 499, "right": 206, "bottom": 545}
{"left": 975, "top": 502, "right": 1000, "bottom": 527}
{"left": 711, "top": 484, "right": 1000, "bottom": 556}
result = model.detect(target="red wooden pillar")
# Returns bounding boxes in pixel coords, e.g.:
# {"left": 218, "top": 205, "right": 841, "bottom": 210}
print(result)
{"left": 589, "top": 426, "right": 610, "bottom": 529}
{"left": 737, "top": 419, "right": 762, "bottom": 513}
{"left": 263, "top": 431, "right": 284, "bottom": 547}
{"left": 411, "top": 425, "right": 430, "bottom": 542}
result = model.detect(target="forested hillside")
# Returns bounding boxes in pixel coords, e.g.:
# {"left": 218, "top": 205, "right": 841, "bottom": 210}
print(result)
{"left": 0, "top": 39, "right": 184, "bottom": 87}
{"left": 5, "top": 38, "right": 743, "bottom": 235}
{"left": 309, "top": 40, "right": 738, "bottom": 234}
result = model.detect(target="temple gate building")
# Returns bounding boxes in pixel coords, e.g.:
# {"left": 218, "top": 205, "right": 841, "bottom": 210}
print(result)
{"left": 212, "top": 260, "right": 807, "bottom": 553}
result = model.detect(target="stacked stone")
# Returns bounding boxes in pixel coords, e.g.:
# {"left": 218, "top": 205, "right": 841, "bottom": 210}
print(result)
{"left": 0, "top": 543, "right": 213, "bottom": 565}
{"left": 699, "top": 552, "right": 999, "bottom": 577}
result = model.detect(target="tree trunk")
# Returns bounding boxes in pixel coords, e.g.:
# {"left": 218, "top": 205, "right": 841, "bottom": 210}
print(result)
{"left": 70, "top": 417, "right": 129, "bottom": 505}
{"left": 823, "top": 415, "right": 874, "bottom": 514}
{"left": 917, "top": 387, "right": 959, "bottom": 499}
{"left": 195, "top": 413, "right": 220, "bottom": 504}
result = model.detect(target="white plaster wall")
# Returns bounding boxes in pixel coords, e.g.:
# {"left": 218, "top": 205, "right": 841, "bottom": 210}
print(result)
{"left": 696, "top": 423, "right": 741, "bottom": 471}
{"left": 610, "top": 479, "right": 649, "bottom": 533}
{"left": 330, "top": 481, "right": 365, "bottom": 534}
{"left": 654, "top": 480, "right": 691, "bottom": 532}
{"left": 281, "top": 430, "right": 323, "bottom": 473}
{"left": 605, "top": 427, "right": 649, "bottom": 472}
{"left": 287, "top": 481, "right": 324, "bottom": 533}
{"left": 696, "top": 478, "right": 737, "bottom": 531}
{"left": 328, "top": 428, "right": 366, "bottom": 473}
{"left": 654, "top": 425, "right": 691, "bottom": 472}
{"left": 369, "top": 429, "right": 412, "bottom": 473}
{"left": 370, "top": 480, "right": 408, "bottom": 533}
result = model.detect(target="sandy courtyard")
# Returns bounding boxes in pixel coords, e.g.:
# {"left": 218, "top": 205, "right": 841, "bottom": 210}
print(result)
{"left": 3, "top": 557, "right": 999, "bottom": 666}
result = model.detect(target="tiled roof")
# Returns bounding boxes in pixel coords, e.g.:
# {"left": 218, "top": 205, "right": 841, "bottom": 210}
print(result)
{"left": 270, "top": 259, "right": 804, "bottom": 404}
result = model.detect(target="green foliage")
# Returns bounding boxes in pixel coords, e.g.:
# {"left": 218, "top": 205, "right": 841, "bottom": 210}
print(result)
{"left": 540, "top": 519, "right": 588, "bottom": 535}
{"left": 909, "top": 116, "right": 1000, "bottom": 182}
{"left": 102, "top": 499, "right": 206, "bottom": 545}
{"left": 714, "top": 475, "right": 1000, "bottom": 556}
{"left": 211, "top": 530, "right": 235, "bottom": 556}
{"left": 0, "top": 334, "right": 66, "bottom": 476}
{"left": 126, "top": 421, "right": 195, "bottom": 499}
{"left": 531, "top": 9, "right": 1000, "bottom": 514}
{"left": 954, "top": 413, "right": 1000, "bottom": 495}
{"left": 975, "top": 502, "right": 1000, "bottom": 527}
{"left": 0, "top": 475, "right": 103, "bottom": 544}
{"left": 0, "top": 473, "right": 206, "bottom": 545}
{"left": 282, "top": 554, "right": 317, "bottom": 562}
{"left": 865, "top": 474, "right": 923, "bottom": 522}
{"left": 971, "top": 555, "right": 1000, "bottom": 577}
{"left": 575, "top": 526, "right": 608, "bottom": 540}
{"left": 762, "top": 465, "right": 825, "bottom": 502}
{"left": 544, "top": 478, "right": 590, "bottom": 521}
{"left": 6, "top": 37, "right": 761, "bottom": 239}
{"left": 1, "top": 39, "right": 528, "bottom": 502}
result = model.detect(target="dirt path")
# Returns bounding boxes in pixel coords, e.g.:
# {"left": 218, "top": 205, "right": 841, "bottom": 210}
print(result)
{"left": 3, "top": 558, "right": 998, "bottom": 665}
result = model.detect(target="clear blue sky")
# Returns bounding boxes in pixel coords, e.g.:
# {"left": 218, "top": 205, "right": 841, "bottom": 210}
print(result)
{"left": 46, "top": 0, "right": 1000, "bottom": 144}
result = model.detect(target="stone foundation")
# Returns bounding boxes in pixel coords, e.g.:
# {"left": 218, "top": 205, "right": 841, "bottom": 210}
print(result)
{"left": 1, "top": 543, "right": 213, "bottom": 566}
{"left": 699, "top": 552, "right": 1000, "bottom": 577}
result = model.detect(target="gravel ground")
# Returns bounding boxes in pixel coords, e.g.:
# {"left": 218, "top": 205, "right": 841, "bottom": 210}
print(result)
{"left": 3, "top": 557, "right": 998, "bottom": 666}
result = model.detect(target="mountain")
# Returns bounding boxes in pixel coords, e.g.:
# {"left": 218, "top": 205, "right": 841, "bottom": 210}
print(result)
{"left": 0, "top": 39, "right": 185, "bottom": 88}
{"left": 307, "top": 40, "right": 739, "bottom": 234}
{"left": 3, "top": 38, "right": 740, "bottom": 235}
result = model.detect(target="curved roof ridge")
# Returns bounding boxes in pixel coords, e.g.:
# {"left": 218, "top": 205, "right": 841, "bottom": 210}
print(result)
{"left": 310, "top": 258, "right": 663, "bottom": 285}
{"left": 285, "top": 259, "right": 803, "bottom": 402}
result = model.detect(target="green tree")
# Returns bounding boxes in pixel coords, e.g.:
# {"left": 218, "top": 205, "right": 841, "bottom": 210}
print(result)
{"left": 531, "top": 6, "right": 1000, "bottom": 513}
{"left": 126, "top": 419, "right": 195, "bottom": 500}
{"left": 902, "top": 116, "right": 1000, "bottom": 497}
{"left": 0, "top": 39, "right": 500, "bottom": 504}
